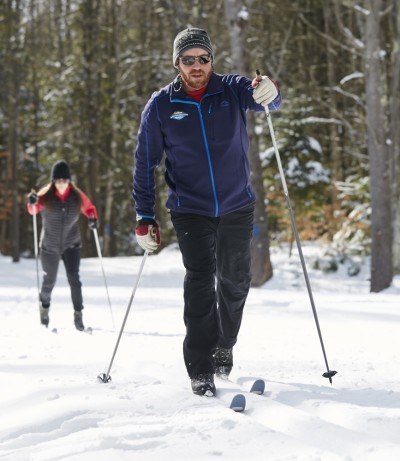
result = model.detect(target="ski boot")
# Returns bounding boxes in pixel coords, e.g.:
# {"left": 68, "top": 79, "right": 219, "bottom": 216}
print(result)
{"left": 191, "top": 373, "right": 216, "bottom": 397}
{"left": 74, "top": 310, "right": 85, "bottom": 331}
{"left": 40, "top": 304, "right": 50, "bottom": 327}
{"left": 40, "top": 306, "right": 50, "bottom": 328}
{"left": 214, "top": 347, "right": 233, "bottom": 379}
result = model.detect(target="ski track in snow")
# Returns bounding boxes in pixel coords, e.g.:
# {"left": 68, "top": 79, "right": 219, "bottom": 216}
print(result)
{"left": 1, "top": 244, "right": 400, "bottom": 460}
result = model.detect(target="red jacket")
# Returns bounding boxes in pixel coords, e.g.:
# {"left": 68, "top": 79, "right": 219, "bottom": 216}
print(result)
{"left": 27, "top": 184, "right": 98, "bottom": 254}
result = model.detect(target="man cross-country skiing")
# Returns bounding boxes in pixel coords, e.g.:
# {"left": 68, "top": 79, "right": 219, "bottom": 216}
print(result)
{"left": 133, "top": 28, "right": 282, "bottom": 396}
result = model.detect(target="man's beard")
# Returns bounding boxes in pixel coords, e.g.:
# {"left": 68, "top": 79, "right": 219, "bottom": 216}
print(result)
{"left": 179, "top": 66, "right": 213, "bottom": 91}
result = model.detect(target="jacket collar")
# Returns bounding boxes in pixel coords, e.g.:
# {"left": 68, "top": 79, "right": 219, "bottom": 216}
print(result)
{"left": 55, "top": 184, "right": 71, "bottom": 202}
{"left": 170, "top": 72, "right": 223, "bottom": 102}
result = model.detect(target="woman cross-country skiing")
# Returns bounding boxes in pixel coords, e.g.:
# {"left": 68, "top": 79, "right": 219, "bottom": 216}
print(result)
{"left": 27, "top": 159, "right": 98, "bottom": 331}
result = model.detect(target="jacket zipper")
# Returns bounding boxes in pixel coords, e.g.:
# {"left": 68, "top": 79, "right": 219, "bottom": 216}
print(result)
{"left": 170, "top": 97, "right": 219, "bottom": 216}
{"left": 196, "top": 105, "right": 218, "bottom": 216}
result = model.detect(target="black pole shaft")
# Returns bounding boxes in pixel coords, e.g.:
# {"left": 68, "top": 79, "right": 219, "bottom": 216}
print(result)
{"left": 263, "top": 103, "right": 336, "bottom": 382}
{"left": 283, "top": 184, "right": 332, "bottom": 375}
{"left": 32, "top": 206, "right": 41, "bottom": 311}
{"left": 93, "top": 228, "right": 115, "bottom": 329}
{"left": 102, "top": 251, "right": 149, "bottom": 381}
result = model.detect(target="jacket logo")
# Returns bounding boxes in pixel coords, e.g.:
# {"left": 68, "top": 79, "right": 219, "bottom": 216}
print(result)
{"left": 171, "top": 111, "right": 189, "bottom": 120}
{"left": 220, "top": 100, "right": 230, "bottom": 108}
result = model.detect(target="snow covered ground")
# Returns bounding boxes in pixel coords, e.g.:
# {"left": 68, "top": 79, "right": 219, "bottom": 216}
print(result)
{"left": 1, "top": 242, "right": 400, "bottom": 461}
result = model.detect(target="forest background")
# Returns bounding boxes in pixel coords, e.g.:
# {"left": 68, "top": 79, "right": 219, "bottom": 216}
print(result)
{"left": 0, "top": 0, "right": 399, "bottom": 293}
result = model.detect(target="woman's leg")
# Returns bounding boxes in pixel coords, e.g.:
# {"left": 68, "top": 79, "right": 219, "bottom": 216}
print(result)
{"left": 62, "top": 246, "right": 83, "bottom": 310}
{"left": 40, "top": 249, "right": 60, "bottom": 307}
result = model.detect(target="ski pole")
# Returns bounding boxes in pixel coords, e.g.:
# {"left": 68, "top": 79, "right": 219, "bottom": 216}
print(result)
{"left": 32, "top": 204, "right": 41, "bottom": 312}
{"left": 256, "top": 70, "right": 337, "bottom": 383}
{"left": 97, "top": 250, "right": 149, "bottom": 383}
{"left": 92, "top": 228, "right": 115, "bottom": 329}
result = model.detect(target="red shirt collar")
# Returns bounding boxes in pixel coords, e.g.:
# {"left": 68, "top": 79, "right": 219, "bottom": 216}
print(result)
{"left": 55, "top": 184, "right": 71, "bottom": 201}
{"left": 187, "top": 86, "right": 207, "bottom": 102}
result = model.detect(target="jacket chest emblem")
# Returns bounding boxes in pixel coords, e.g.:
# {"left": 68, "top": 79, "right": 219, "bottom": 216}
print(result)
{"left": 170, "top": 111, "right": 189, "bottom": 120}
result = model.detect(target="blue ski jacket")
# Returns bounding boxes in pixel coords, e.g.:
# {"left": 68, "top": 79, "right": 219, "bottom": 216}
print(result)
{"left": 133, "top": 72, "right": 282, "bottom": 219}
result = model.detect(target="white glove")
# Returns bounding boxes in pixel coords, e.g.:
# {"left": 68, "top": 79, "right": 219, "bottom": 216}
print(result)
{"left": 135, "top": 218, "right": 161, "bottom": 252}
{"left": 252, "top": 76, "right": 278, "bottom": 106}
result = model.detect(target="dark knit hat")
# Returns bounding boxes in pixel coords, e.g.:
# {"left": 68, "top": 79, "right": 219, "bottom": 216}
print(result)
{"left": 51, "top": 160, "right": 71, "bottom": 180}
{"left": 173, "top": 28, "right": 214, "bottom": 66}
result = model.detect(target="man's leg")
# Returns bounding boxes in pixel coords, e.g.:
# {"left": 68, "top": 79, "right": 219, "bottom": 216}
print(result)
{"left": 171, "top": 212, "right": 219, "bottom": 379}
{"left": 216, "top": 205, "right": 254, "bottom": 349}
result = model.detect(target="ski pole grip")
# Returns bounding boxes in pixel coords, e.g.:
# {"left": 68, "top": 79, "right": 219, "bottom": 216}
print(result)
{"left": 255, "top": 69, "right": 270, "bottom": 115}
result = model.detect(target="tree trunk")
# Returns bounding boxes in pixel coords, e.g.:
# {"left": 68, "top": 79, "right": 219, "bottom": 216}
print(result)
{"left": 81, "top": 0, "right": 101, "bottom": 256}
{"left": 389, "top": 0, "right": 400, "bottom": 273}
{"left": 223, "top": 0, "right": 273, "bottom": 286}
{"left": 103, "top": 0, "right": 120, "bottom": 257}
{"left": 6, "top": 0, "right": 22, "bottom": 262}
{"left": 10, "top": 103, "right": 20, "bottom": 263}
{"left": 322, "top": 0, "right": 343, "bottom": 191}
{"left": 364, "top": 0, "right": 393, "bottom": 291}
{"left": 249, "top": 113, "right": 273, "bottom": 286}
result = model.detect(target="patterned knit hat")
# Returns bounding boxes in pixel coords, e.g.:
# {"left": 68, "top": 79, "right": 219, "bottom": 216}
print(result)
{"left": 51, "top": 160, "right": 71, "bottom": 180}
{"left": 173, "top": 28, "right": 214, "bottom": 66}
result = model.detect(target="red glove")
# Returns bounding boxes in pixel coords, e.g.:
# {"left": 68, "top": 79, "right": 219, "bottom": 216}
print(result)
{"left": 135, "top": 218, "right": 161, "bottom": 252}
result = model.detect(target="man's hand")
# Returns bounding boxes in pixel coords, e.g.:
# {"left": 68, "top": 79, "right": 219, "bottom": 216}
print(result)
{"left": 135, "top": 218, "right": 161, "bottom": 252}
{"left": 252, "top": 76, "right": 278, "bottom": 106}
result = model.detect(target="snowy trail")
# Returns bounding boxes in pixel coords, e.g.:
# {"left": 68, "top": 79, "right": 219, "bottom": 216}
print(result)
{"left": 2, "top": 361, "right": 399, "bottom": 461}
{"left": 238, "top": 385, "right": 398, "bottom": 459}
{"left": 1, "top": 245, "right": 400, "bottom": 460}
{"left": 214, "top": 375, "right": 400, "bottom": 459}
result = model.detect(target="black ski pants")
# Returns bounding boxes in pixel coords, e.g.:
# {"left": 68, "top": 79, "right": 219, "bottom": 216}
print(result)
{"left": 40, "top": 246, "right": 83, "bottom": 311}
{"left": 171, "top": 205, "right": 254, "bottom": 378}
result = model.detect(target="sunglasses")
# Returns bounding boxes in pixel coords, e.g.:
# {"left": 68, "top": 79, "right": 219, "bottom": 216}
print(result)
{"left": 54, "top": 178, "right": 70, "bottom": 184}
{"left": 179, "top": 55, "right": 212, "bottom": 66}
